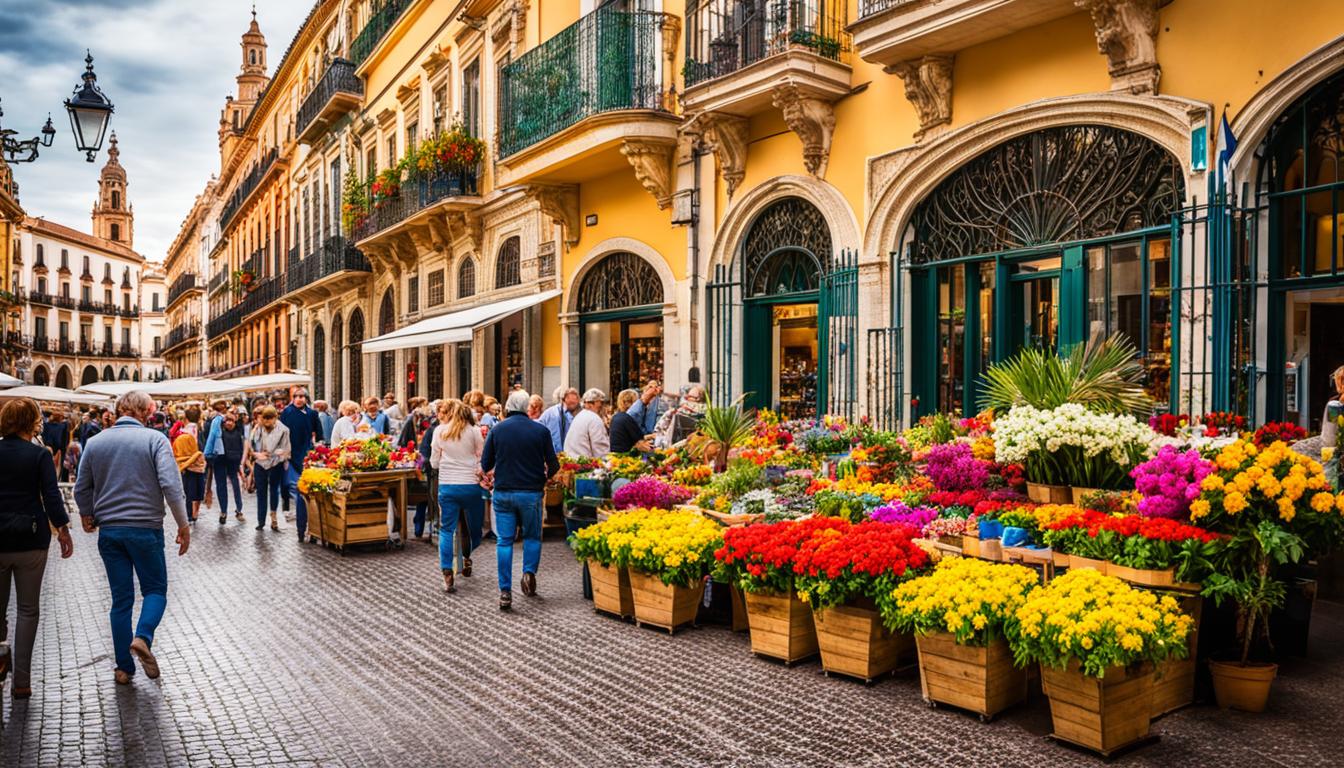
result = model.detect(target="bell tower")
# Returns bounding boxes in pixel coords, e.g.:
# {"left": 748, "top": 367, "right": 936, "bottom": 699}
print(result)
{"left": 219, "top": 6, "right": 270, "bottom": 151}
{"left": 92, "top": 132, "right": 132, "bottom": 246}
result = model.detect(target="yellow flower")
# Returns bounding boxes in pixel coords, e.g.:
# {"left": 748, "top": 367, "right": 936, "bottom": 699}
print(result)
{"left": 1277, "top": 497, "right": 1296, "bottom": 522}
{"left": 1188, "top": 498, "right": 1211, "bottom": 521}
{"left": 1223, "top": 490, "right": 1248, "bottom": 515}
{"left": 1200, "top": 474, "right": 1224, "bottom": 491}
{"left": 1311, "top": 492, "right": 1337, "bottom": 513}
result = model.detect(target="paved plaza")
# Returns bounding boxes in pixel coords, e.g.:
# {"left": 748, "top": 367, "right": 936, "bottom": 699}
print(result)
{"left": 2, "top": 494, "right": 1341, "bottom": 768}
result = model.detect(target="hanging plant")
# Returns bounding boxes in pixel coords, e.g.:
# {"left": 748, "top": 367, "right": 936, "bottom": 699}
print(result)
{"left": 341, "top": 169, "right": 369, "bottom": 232}
{"left": 370, "top": 167, "right": 402, "bottom": 207}
{"left": 230, "top": 268, "right": 257, "bottom": 296}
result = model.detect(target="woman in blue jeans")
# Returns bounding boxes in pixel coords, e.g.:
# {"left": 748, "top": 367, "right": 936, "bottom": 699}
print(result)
{"left": 430, "top": 400, "right": 484, "bottom": 593}
{"left": 245, "top": 407, "right": 291, "bottom": 531}
{"left": 212, "top": 412, "right": 246, "bottom": 522}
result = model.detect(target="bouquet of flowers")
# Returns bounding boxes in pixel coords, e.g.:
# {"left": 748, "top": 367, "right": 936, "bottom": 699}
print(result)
{"left": 924, "top": 442, "right": 991, "bottom": 492}
{"left": 882, "top": 558, "right": 1040, "bottom": 645}
{"left": 1131, "top": 444, "right": 1215, "bottom": 520}
{"left": 1251, "top": 421, "right": 1308, "bottom": 448}
{"left": 714, "top": 517, "right": 850, "bottom": 594}
{"left": 296, "top": 467, "right": 340, "bottom": 495}
{"left": 1148, "top": 413, "right": 1189, "bottom": 437}
{"left": 869, "top": 500, "right": 939, "bottom": 533}
{"left": 993, "top": 404, "right": 1156, "bottom": 489}
{"left": 305, "top": 436, "right": 403, "bottom": 473}
{"left": 604, "top": 454, "right": 647, "bottom": 480}
{"left": 792, "top": 520, "right": 932, "bottom": 609}
{"left": 1004, "top": 569, "right": 1193, "bottom": 678}
{"left": 558, "top": 453, "right": 602, "bottom": 474}
{"left": 612, "top": 476, "right": 695, "bottom": 510}
{"left": 1200, "top": 411, "right": 1247, "bottom": 437}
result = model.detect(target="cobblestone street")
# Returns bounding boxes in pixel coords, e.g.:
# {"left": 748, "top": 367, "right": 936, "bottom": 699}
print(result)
{"left": 1, "top": 494, "right": 1341, "bottom": 767}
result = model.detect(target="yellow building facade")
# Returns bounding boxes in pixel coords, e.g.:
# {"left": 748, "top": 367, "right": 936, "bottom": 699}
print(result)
{"left": 182, "top": 0, "right": 1344, "bottom": 428}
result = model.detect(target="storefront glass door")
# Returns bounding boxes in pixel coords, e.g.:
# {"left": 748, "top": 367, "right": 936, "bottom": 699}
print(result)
{"left": 580, "top": 313, "right": 664, "bottom": 396}
{"left": 1009, "top": 256, "right": 1061, "bottom": 353}
{"left": 743, "top": 297, "right": 819, "bottom": 420}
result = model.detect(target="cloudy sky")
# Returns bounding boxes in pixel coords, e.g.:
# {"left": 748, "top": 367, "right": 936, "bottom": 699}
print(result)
{"left": 0, "top": 0, "right": 311, "bottom": 262}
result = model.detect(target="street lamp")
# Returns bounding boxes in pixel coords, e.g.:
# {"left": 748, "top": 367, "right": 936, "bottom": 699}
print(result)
{"left": 0, "top": 100, "right": 56, "bottom": 164}
{"left": 64, "top": 50, "right": 114, "bottom": 162}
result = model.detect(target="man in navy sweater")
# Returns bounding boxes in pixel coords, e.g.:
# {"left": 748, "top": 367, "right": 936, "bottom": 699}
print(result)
{"left": 480, "top": 390, "right": 559, "bottom": 610}
{"left": 279, "top": 388, "right": 323, "bottom": 542}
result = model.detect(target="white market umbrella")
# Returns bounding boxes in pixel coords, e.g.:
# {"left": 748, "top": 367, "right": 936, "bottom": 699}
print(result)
{"left": 0, "top": 385, "right": 114, "bottom": 406}
{"left": 0, "top": 372, "right": 23, "bottom": 388}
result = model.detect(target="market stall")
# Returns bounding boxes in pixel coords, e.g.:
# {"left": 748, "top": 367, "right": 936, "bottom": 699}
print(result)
{"left": 298, "top": 435, "right": 420, "bottom": 553}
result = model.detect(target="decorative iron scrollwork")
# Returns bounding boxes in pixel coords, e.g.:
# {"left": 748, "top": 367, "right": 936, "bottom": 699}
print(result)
{"left": 577, "top": 252, "right": 664, "bottom": 313}
{"left": 496, "top": 236, "right": 521, "bottom": 289}
{"left": 910, "top": 125, "right": 1184, "bottom": 264}
{"left": 739, "top": 196, "right": 832, "bottom": 296}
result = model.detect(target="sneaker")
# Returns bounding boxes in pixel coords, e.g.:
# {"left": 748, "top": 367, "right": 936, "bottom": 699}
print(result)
{"left": 499, "top": 590, "right": 513, "bottom": 611}
{"left": 129, "top": 637, "right": 159, "bottom": 680}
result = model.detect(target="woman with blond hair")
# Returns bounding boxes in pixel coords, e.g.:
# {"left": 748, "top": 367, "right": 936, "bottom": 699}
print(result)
{"left": 172, "top": 424, "right": 207, "bottom": 524}
{"left": 329, "top": 400, "right": 363, "bottom": 444}
{"left": 430, "top": 399, "right": 485, "bottom": 593}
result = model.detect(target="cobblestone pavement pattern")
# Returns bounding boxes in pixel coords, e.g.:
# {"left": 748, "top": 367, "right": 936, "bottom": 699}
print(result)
{"left": 2, "top": 492, "right": 1342, "bottom": 767}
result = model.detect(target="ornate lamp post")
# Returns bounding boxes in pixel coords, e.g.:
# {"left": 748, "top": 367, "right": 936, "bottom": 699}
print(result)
{"left": 0, "top": 101, "right": 55, "bottom": 164}
{"left": 64, "top": 51, "right": 115, "bottom": 162}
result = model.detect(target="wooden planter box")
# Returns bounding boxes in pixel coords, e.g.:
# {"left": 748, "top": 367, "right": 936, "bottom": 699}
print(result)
{"left": 1041, "top": 661, "right": 1155, "bottom": 756}
{"left": 628, "top": 570, "right": 701, "bottom": 634}
{"left": 813, "top": 602, "right": 913, "bottom": 683}
{"left": 1068, "top": 556, "right": 1109, "bottom": 574}
{"left": 1151, "top": 591, "right": 1203, "bottom": 718}
{"left": 743, "top": 590, "right": 818, "bottom": 664}
{"left": 587, "top": 560, "right": 634, "bottom": 619}
{"left": 1026, "top": 481, "right": 1071, "bottom": 504}
{"left": 303, "top": 470, "right": 412, "bottom": 551}
{"left": 916, "top": 632, "right": 1027, "bottom": 720}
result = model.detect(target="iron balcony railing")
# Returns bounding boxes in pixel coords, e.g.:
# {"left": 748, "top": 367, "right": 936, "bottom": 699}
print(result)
{"left": 684, "top": 0, "right": 851, "bottom": 88}
{"left": 498, "top": 7, "right": 670, "bottom": 158}
{"left": 118, "top": 304, "right": 140, "bottom": 318}
{"left": 208, "top": 268, "right": 229, "bottom": 294}
{"left": 352, "top": 166, "right": 479, "bottom": 242}
{"left": 207, "top": 305, "right": 242, "bottom": 340}
{"left": 165, "top": 321, "right": 202, "bottom": 351}
{"left": 350, "top": 0, "right": 410, "bottom": 69}
{"left": 116, "top": 344, "right": 140, "bottom": 359}
{"left": 236, "top": 275, "right": 283, "bottom": 319}
{"left": 285, "top": 237, "right": 371, "bottom": 294}
{"left": 31, "top": 336, "right": 50, "bottom": 352}
{"left": 0, "top": 331, "right": 27, "bottom": 350}
{"left": 28, "top": 291, "right": 55, "bottom": 306}
{"left": 857, "top": 0, "right": 910, "bottom": 19}
{"left": 54, "top": 295, "right": 75, "bottom": 310}
{"left": 297, "top": 58, "right": 364, "bottom": 138}
{"left": 78, "top": 340, "right": 96, "bottom": 356}
{"left": 219, "top": 147, "right": 280, "bottom": 232}
{"left": 167, "top": 272, "right": 204, "bottom": 307}
{"left": 240, "top": 247, "right": 266, "bottom": 280}
{"left": 287, "top": 245, "right": 300, "bottom": 270}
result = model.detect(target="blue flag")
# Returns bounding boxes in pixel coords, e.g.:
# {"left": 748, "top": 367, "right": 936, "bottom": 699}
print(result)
{"left": 1217, "top": 112, "right": 1238, "bottom": 189}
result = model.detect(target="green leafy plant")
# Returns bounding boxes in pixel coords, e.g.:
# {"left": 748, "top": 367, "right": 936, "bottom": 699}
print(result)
{"left": 1203, "top": 521, "right": 1303, "bottom": 666}
{"left": 978, "top": 333, "right": 1151, "bottom": 416}
{"left": 700, "top": 394, "right": 757, "bottom": 471}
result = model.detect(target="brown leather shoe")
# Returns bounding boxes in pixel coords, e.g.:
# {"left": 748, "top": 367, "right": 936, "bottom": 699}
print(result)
{"left": 442, "top": 568, "right": 456, "bottom": 594}
{"left": 130, "top": 637, "right": 159, "bottom": 679}
{"left": 521, "top": 571, "right": 537, "bottom": 597}
{"left": 114, "top": 669, "right": 132, "bottom": 685}
{"left": 499, "top": 590, "right": 513, "bottom": 611}
{"left": 461, "top": 557, "right": 473, "bottom": 577}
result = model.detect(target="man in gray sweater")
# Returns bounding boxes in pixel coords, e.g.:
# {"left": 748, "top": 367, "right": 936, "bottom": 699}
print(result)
{"left": 74, "top": 390, "right": 191, "bottom": 685}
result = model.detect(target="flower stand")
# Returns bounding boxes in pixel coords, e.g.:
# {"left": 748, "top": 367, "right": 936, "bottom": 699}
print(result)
{"left": 1026, "top": 481, "right": 1072, "bottom": 504}
{"left": 1041, "top": 661, "right": 1156, "bottom": 756}
{"left": 628, "top": 570, "right": 701, "bottom": 634}
{"left": 915, "top": 632, "right": 1026, "bottom": 721}
{"left": 1150, "top": 590, "right": 1203, "bottom": 718}
{"left": 743, "top": 590, "right": 818, "bottom": 665}
{"left": 813, "top": 602, "right": 913, "bottom": 683}
{"left": 587, "top": 561, "right": 634, "bottom": 620}
{"left": 304, "top": 469, "right": 413, "bottom": 552}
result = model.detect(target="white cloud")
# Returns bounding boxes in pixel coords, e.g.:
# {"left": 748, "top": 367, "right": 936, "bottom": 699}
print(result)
{"left": 0, "top": 0, "right": 312, "bottom": 262}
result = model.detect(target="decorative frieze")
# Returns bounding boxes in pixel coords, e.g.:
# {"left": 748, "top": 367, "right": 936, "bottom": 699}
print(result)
{"left": 1076, "top": 0, "right": 1162, "bottom": 94}
{"left": 888, "top": 54, "right": 954, "bottom": 141}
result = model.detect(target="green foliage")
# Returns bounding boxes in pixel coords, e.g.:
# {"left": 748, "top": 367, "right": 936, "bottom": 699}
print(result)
{"left": 978, "top": 333, "right": 1151, "bottom": 416}
{"left": 705, "top": 458, "right": 767, "bottom": 501}
{"left": 700, "top": 394, "right": 757, "bottom": 458}
{"left": 1203, "top": 520, "right": 1305, "bottom": 665}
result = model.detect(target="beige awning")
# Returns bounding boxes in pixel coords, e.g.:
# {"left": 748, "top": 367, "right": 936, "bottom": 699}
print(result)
{"left": 362, "top": 289, "right": 560, "bottom": 353}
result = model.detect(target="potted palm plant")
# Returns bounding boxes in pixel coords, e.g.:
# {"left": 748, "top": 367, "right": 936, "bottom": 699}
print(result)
{"left": 699, "top": 394, "right": 756, "bottom": 472}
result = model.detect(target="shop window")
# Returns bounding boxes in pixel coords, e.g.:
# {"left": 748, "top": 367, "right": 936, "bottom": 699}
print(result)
{"left": 426, "top": 345, "right": 444, "bottom": 401}
{"left": 577, "top": 252, "right": 666, "bottom": 395}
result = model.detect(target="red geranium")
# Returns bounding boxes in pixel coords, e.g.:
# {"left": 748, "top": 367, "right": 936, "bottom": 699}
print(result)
{"left": 927, "top": 489, "right": 988, "bottom": 509}
{"left": 1252, "top": 421, "right": 1308, "bottom": 448}
{"left": 715, "top": 517, "right": 849, "bottom": 594}
{"left": 792, "top": 520, "right": 931, "bottom": 609}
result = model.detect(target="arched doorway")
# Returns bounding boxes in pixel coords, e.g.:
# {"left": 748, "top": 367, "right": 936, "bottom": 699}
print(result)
{"left": 1258, "top": 68, "right": 1344, "bottom": 428}
{"left": 313, "top": 323, "right": 326, "bottom": 401}
{"left": 32, "top": 366, "right": 49, "bottom": 387}
{"left": 576, "top": 251, "right": 665, "bottom": 395}
{"left": 118, "top": 367, "right": 129, "bottom": 381}
{"left": 55, "top": 365, "right": 71, "bottom": 389}
{"left": 378, "top": 289, "right": 395, "bottom": 397}
{"left": 102, "top": 365, "right": 115, "bottom": 382}
{"left": 331, "top": 313, "right": 344, "bottom": 404}
{"left": 904, "top": 124, "right": 1184, "bottom": 416}
{"left": 81, "top": 366, "right": 98, "bottom": 386}
{"left": 348, "top": 309, "right": 365, "bottom": 399}
{"left": 133, "top": 370, "right": 141, "bottom": 381}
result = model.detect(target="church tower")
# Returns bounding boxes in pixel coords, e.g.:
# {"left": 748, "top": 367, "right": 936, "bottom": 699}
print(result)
{"left": 219, "top": 7, "right": 270, "bottom": 150}
{"left": 91, "top": 132, "right": 133, "bottom": 247}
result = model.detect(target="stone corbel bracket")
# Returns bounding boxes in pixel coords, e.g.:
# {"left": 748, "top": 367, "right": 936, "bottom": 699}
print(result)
{"left": 620, "top": 139, "right": 677, "bottom": 209}
{"left": 444, "top": 210, "right": 483, "bottom": 257}
{"left": 1076, "top": 0, "right": 1162, "bottom": 95}
{"left": 770, "top": 81, "right": 838, "bottom": 179}
{"left": 690, "top": 112, "right": 749, "bottom": 199}
{"left": 525, "top": 184, "right": 580, "bottom": 248}
{"left": 887, "top": 54, "right": 954, "bottom": 142}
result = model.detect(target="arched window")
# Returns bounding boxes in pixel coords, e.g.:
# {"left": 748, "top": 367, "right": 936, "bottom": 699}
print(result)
{"left": 111, "top": 190, "right": 120, "bottom": 209}
{"left": 111, "top": 223, "right": 121, "bottom": 242}
{"left": 32, "top": 366, "right": 49, "bottom": 387}
{"left": 102, "top": 365, "right": 115, "bottom": 382}
{"left": 250, "top": 50, "right": 257, "bottom": 65}
{"left": 80, "top": 366, "right": 98, "bottom": 386}
{"left": 118, "top": 367, "right": 129, "bottom": 381}
{"left": 133, "top": 370, "right": 141, "bottom": 381}
{"left": 331, "top": 313, "right": 344, "bottom": 404}
{"left": 55, "top": 366, "right": 72, "bottom": 389}
{"left": 495, "top": 236, "right": 520, "bottom": 289}
{"left": 313, "top": 324, "right": 326, "bottom": 401}
{"left": 378, "top": 289, "right": 395, "bottom": 396}
{"left": 739, "top": 197, "right": 831, "bottom": 297}
{"left": 458, "top": 257, "right": 476, "bottom": 299}
{"left": 348, "top": 308, "right": 365, "bottom": 397}
{"left": 577, "top": 252, "right": 664, "bottom": 313}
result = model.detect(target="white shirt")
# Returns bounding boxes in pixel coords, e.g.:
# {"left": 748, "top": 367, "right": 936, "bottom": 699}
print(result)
{"left": 430, "top": 423, "right": 484, "bottom": 485}
{"left": 330, "top": 414, "right": 365, "bottom": 445}
{"left": 563, "top": 408, "right": 610, "bottom": 459}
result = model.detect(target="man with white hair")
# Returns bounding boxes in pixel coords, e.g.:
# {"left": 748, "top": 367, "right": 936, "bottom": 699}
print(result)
{"left": 563, "top": 388, "right": 610, "bottom": 459}
{"left": 538, "top": 386, "right": 579, "bottom": 454}
{"left": 74, "top": 390, "right": 190, "bottom": 686}
{"left": 480, "top": 389, "right": 559, "bottom": 611}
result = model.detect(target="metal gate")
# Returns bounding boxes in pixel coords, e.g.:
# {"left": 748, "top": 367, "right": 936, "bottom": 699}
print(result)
{"left": 819, "top": 248, "right": 858, "bottom": 420}
{"left": 705, "top": 263, "right": 740, "bottom": 407}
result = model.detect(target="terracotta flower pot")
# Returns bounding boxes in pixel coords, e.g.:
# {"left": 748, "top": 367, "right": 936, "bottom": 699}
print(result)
{"left": 1208, "top": 660, "right": 1278, "bottom": 713}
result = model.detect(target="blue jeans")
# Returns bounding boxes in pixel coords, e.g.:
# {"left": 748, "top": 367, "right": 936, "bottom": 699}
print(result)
{"left": 286, "top": 464, "right": 307, "bottom": 539}
{"left": 97, "top": 526, "right": 168, "bottom": 675}
{"left": 493, "top": 490, "right": 542, "bottom": 593}
{"left": 437, "top": 484, "right": 485, "bottom": 571}
{"left": 255, "top": 464, "right": 286, "bottom": 527}
{"left": 211, "top": 455, "right": 242, "bottom": 515}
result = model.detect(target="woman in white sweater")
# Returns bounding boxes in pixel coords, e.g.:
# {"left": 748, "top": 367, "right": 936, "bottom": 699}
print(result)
{"left": 430, "top": 399, "right": 485, "bottom": 593}
{"left": 328, "top": 400, "right": 364, "bottom": 444}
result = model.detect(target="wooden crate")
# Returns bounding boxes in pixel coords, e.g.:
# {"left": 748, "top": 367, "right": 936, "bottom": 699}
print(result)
{"left": 587, "top": 560, "right": 634, "bottom": 619}
{"left": 743, "top": 590, "right": 818, "bottom": 664}
{"left": 915, "top": 632, "right": 1026, "bottom": 720}
{"left": 628, "top": 570, "right": 701, "bottom": 633}
{"left": 1041, "top": 661, "right": 1155, "bottom": 756}
{"left": 1151, "top": 591, "right": 1203, "bottom": 718}
{"left": 1068, "top": 556, "right": 1109, "bottom": 574}
{"left": 305, "top": 470, "right": 412, "bottom": 551}
{"left": 813, "top": 603, "right": 913, "bottom": 683}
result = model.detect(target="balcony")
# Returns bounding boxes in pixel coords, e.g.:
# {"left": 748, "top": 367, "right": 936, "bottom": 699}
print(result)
{"left": 219, "top": 147, "right": 282, "bottom": 233}
{"left": 207, "top": 305, "right": 242, "bottom": 340}
{"left": 495, "top": 7, "right": 680, "bottom": 190}
{"left": 164, "top": 321, "right": 202, "bottom": 354}
{"left": 296, "top": 58, "right": 364, "bottom": 144}
{"left": 56, "top": 338, "right": 73, "bottom": 354}
{"left": 54, "top": 295, "right": 75, "bottom": 310}
{"left": 166, "top": 272, "right": 204, "bottom": 309}
{"left": 284, "top": 236, "right": 372, "bottom": 304}
{"left": 78, "top": 340, "right": 96, "bottom": 356}
{"left": 28, "top": 291, "right": 54, "bottom": 306}
{"left": 31, "top": 335, "right": 49, "bottom": 352}
{"left": 850, "top": 0, "right": 1078, "bottom": 68}
{"left": 684, "top": 0, "right": 852, "bottom": 95}
{"left": 0, "top": 330, "right": 27, "bottom": 350}
{"left": 207, "top": 268, "right": 229, "bottom": 296}
{"left": 353, "top": 166, "right": 480, "bottom": 248}
{"left": 116, "top": 344, "right": 140, "bottom": 359}
{"left": 119, "top": 304, "right": 140, "bottom": 318}
{"left": 238, "top": 275, "right": 284, "bottom": 322}
{"left": 350, "top": 0, "right": 410, "bottom": 70}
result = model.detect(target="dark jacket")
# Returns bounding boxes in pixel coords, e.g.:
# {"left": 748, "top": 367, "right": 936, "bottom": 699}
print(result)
{"left": 417, "top": 417, "right": 439, "bottom": 462}
{"left": 480, "top": 412, "right": 559, "bottom": 493}
{"left": 220, "top": 424, "right": 245, "bottom": 462}
{"left": 0, "top": 436, "right": 70, "bottom": 551}
{"left": 42, "top": 421, "right": 70, "bottom": 452}
{"left": 609, "top": 411, "right": 645, "bottom": 454}
{"left": 279, "top": 404, "right": 322, "bottom": 467}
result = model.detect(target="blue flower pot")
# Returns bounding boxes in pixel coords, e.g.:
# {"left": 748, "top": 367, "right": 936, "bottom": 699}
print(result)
{"left": 1001, "top": 526, "right": 1029, "bottom": 547}
{"left": 978, "top": 519, "right": 1004, "bottom": 540}
{"left": 574, "top": 477, "right": 604, "bottom": 499}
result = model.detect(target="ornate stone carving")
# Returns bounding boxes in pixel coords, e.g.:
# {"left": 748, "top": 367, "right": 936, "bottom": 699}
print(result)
{"left": 396, "top": 75, "right": 421, "bottom": 106}
{"left": 444, "top": 210, "right": 483, "bottom": 256}
{"left": 659, "top": 15, "right": 681, "bottom": 112}
{"left": 620, "top": 139, "right": 676, "bottom": 209}
{"left": 771, "top": 82, "right": 837, "bottom": 179}
{"left": 888, "top": 55, "right": 954, "bottom": 141}
{"left": 422, "top": 45, "right": 450, "bottom": 76}
{"left": 1076, "top": 0, "right": 1161, "bottom": 95}
{"left": 695, "top": 112, "right": 749, "bottom": 199}
{"left": 525, "top": 184, "right": 580, "bottom": 247}
{"left": 507, "top": 0, "right": 529, "bottom": 58}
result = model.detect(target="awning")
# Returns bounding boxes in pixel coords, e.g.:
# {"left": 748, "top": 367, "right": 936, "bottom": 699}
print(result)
{"left": 362, "top": 289, "right": 561, "bottom": 353}
{"left": 77, "top": 372, "right": 312, "bottom": 398}
{"left": 0, "top": 372, "right": 23, "bottom": 389}
{"left": 222, "top": 372, "right": 312, "bottom": 391}
{"left": 0, "top": 385, "right": 114, "bottom": 405}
